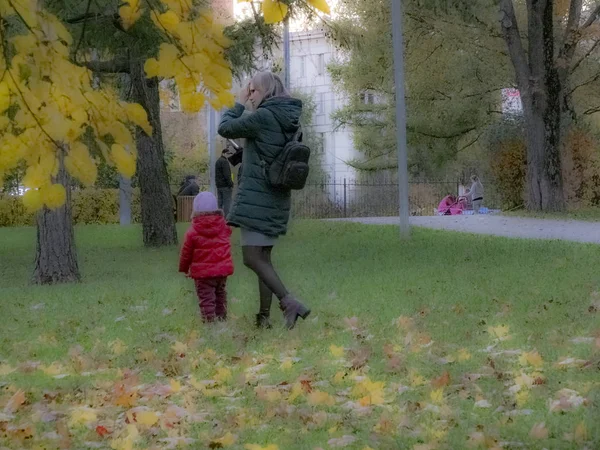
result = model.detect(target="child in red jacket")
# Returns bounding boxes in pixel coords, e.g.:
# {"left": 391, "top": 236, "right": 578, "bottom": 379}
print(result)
{"left": 179, "top": 192, "right": 234, "bottom": 322}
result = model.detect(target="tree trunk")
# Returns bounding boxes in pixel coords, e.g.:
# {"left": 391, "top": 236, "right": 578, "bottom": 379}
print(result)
{"left": 129, "top": 59, "right": 178, "bottom": 246}
{"left": 500, "top": 0, "right": 565, "bottom": 211}
{"left": 32, "top": 149, "right": 80, "bottom": 285}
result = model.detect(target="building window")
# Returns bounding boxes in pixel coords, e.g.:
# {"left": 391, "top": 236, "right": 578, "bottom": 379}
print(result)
{"left": 316, "top": 92, "right": 325, "bottom": 115}
{"left": 315, "top": 132, "right": 325, "bottom": 154}
{"left": 359, "top": 92, "right": 376, "bottom": 105}
{"left": 317, "top": 54, "right": 325, "bottom": 76}
{"left": 299, "top": 56, "right": 306, "bottom": 78}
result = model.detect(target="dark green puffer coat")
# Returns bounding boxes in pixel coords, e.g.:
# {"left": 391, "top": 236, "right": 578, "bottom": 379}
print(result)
{"left": 218, "top": 97, "right": 302, "bottom": 237}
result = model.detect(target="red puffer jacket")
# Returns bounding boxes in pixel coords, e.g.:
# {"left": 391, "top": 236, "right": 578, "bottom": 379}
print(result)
{"left": 178, "top": 212, "right": 234, "bottom": 279}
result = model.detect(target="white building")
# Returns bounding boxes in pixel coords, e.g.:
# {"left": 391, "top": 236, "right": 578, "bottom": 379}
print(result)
{"left": 286, "top": 30, "right": 358, "bottom": 184}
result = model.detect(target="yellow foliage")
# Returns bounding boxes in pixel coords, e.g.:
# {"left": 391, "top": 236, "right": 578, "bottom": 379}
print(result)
{"left": 429, "top": 388, "right": 444, "bottom": 404}
{"left": 307, "top": 0, "right": 331, "bottom": 14}
{"left": 262, "top": 0, "right": 288, "bottom": 24}
{"left": 213, "top": 432, "right": 237, "bottom": 447}
{"left": 119, "top": 0, "right": 143, "bottom": 30}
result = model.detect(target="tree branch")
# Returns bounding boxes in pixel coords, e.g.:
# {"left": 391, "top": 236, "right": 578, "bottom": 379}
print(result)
{"left": 65, "top": 12, "right": 114, "bottom": 24}
{"left": 80, "top": 58, "right": 130, "bottom": 73}
{"left": 498, "top": 0, "right": 530, "bottom": 93}
{"left": 580, "top": 3, "right": 600, "bottom": 29}
{"left": 583, "top": 106, "right": 600, "bottom": 115}
{"left": 570, "top": 38, "right": 600, "bottom": 73}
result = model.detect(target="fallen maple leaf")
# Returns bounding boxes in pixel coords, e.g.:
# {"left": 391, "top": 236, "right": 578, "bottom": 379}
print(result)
{"left": 96, "top": 425, "right": 111, "bottom": 437}
{"left": 136, "top": 410, "right": 159, "bottom": 427}
{"left": 519, "top": 351, "right": 544, "bottom": 368}
{"left": 529, "top": 422, "right": 549, "bottom": 439}
{"left": 307, "top": 390, "right": 336, "bottom": 406}
{"left": 3, "top": 389, "right": 26, "bottom": 414}
{"left": 431, "top": 371, "right": 451, "bottom": 389}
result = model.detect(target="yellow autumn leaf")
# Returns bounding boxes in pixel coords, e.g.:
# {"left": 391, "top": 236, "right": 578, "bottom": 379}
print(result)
{"left": 213, "top": 432, "right": 237, "bottom": 447}
{"left": 430, "top": 388, "right": 444, "bottom": 404}
{"left": 156, "top": 10, "right": 180, "bottom": 32}
{"left": 69, "top": 407, "right": 98, "bottom": 426}
{"left": 279, "top": 358, "right": 293, "bottom": 370}
{"left": 244, "top": 445, "right": 279, "bottom": 450}
{"left": 123, "top": 102, "right": 152, "bottom": 136}
{"left": 307, "top": 390, "right": 336, "bottom": 406}
{"left": 515, "top": 390, "right": 529, "bottom": 407}
{"left": 119, "top": 0, "right": 142, "bottom": 30}
{"left": 409, "top": 370, "right": 426, "bottom": 387}
{"left": 287, "top": 382, "right": 304, "bottom": 402}
{"left": 307, "top": 0, "right": 331, "bottom": 15}
{"left": 0, "top": 81, "right": 10, "bottom": 113}
{"left": 136, "top": 410, "right": 158, "bottom": 427}
{"left": 109, "top": 339, "right": 128, "bottom": 356}
{"left": 574, "top": 422, "right": 588, "bottom": 442}
{"left": 262, "top": 0, "right": 288, "bottom": 24}
{"left": 519, "top": 350, "right": 544, "bottom": 368}
{"left": 488, "top": 324, "right": 511, "bottom": 340}
{"left": 332, "top": 371, "right": 346, "bottom": 385}
{"left": 169, "top": 379, "right": 182, "bottom": 393}
{"left": 457, "top": 348, "right": 472, "bottom": 361}
{"left": 329, "top": 344, "right": 345, "bottom": 358}
{"left": 214, "top": 367, "right": 232, "bottom": 383}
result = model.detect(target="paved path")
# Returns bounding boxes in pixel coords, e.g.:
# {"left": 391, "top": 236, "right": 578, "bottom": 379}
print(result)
{"left": 331, "top": 215, "right": 600, "bottom": 244}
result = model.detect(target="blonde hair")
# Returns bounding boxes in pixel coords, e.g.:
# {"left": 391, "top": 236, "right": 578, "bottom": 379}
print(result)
{"left": 251, "top": 71, "right": 291, "bottom": 101}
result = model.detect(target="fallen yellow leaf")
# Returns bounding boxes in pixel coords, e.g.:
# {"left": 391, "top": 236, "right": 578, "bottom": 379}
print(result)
{"left": 109, "top": 339, "right": 128, "bottom": 356}
{"left": 212, "top": 432, "right": 237, "bottom": 447}
{"left": 214, "top": 368, "right": 232, "bottom": 383}
{"left": 430, "top": 388, "right": 444, "bottom": 404}
{"left": 519, "top": 350, "right": 544, "bottom": 368}
{"left": 136, "top": 410, "right": 158, "bottom": 427}
{"left": 169, "top": 379, "right": 182, "bottom": 393}
{"left": 279, "top": 359, "right": 293, "bottom": 370}
{"left": 287, "top": 382, "right": 303, "bottom": 402}
{"left": 69, "top": 407, "right": 98, "bottom": 426}
{"left": 329, "top": 344, "right": 345, "bottom": 358}
{"left": 244, "top": 445, "right": 279, "bottom": 450}
{"left": 457, "top": 348, "right": 472, "bottom": 361}
{"left": 307, "top": 390, "right": 336, "bottom": 406}
{"left": 488, "top": 325, "right": 511, "bottom": 340}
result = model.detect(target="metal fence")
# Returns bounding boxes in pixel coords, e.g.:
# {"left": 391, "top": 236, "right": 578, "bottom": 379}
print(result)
{"left": 291, "top": 179, "right": 459, "bottom": 219}
{"left": 176, "top": 179, "right": 461, "bottom": 221}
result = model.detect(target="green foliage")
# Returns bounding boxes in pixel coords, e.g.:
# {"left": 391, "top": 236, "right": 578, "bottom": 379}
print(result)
{"left": 292, "top": 90, "right": 328, "bottom": 182}
{"left": 328, "top": 0, "right": 510, "bottom": 176}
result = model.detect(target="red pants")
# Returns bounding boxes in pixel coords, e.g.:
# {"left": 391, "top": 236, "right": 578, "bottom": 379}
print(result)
{"left": 194, "top": 277, "right": 228, "bottom": 322}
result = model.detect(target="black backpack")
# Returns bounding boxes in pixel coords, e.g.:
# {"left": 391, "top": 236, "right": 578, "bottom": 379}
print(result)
{"left": 259, "top": 122, "right": 310, "bottom": 191}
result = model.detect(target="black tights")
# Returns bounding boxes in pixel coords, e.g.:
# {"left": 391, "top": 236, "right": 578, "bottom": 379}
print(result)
{"left": 242, "top": 246, "right": 288, "bottom": 313}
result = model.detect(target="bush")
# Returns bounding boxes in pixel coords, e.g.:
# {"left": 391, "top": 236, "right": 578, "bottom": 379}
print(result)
{"left": 490, "top": 138, "right": 527, "bottom": 209}
{"left": 561, "top": 127, "right": 600, "bottom": 206}
{"left": 0, "top": 189, "right": 143, "bottom": 227}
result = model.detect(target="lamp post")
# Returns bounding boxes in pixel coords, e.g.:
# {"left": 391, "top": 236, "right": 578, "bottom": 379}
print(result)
{"left": 391, "top": 0, "right": 410, "bottom": 238}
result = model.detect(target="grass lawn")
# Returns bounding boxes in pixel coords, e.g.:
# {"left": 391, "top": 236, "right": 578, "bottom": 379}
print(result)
{"left": 1, "top": 221, "right": 599, "bottom": 449}
{"left": 503, "top": 207, "right": 600, "bottom": 222}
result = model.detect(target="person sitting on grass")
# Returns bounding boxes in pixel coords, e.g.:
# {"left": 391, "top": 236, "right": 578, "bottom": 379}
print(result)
{"left": 178, "top": 192, "right": 233, "bottom": 323}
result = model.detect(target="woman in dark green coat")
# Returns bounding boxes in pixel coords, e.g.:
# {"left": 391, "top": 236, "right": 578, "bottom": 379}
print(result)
{"left": 218, "top": 71, "right": 311, "bottom": 330}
